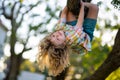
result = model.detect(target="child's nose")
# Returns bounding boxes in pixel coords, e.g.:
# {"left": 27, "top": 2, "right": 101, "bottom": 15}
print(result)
{"left": 56, "top": 34, "right": 59, "bottom": 37}
{"left": 56, "top": 33, "right": 59, "bottom": 37}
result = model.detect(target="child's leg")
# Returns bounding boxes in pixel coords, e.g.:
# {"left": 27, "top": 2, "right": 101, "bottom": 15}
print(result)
{"left": 85, "top": 3, "right": 99, "bottom": 19}
{"left": 83, "top": 3, "right": 99, "bottom": 41}
{"left": 58, "top": 6, "right": 68, "bottom": 24}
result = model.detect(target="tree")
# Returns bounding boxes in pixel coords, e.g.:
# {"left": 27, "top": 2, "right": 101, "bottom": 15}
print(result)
{"left": 0, "top": 0, "right": 41, "bottom": 80}
{"left": 111, "top": 0, "right": 120, "bottom": 9}
{"left": 84, "top": 29, "right": 120, "bottom": 80}
{"left": 83, "top": 0, "right": 120, "bottom": 79}
{"left": 0, "top": 0, "right": 58, "bottom": 80}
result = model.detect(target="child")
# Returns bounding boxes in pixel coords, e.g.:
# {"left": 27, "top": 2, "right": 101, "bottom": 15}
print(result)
{"left": 37, "top": 1, "right": 99, "bottom": 76}
{"left": 66, "top": 0, "right": 99, "bottom": 41}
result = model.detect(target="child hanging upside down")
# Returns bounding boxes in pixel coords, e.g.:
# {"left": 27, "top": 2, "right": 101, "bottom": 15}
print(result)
{"left": 37, "top": 0, "right": 99, "bottom": 76}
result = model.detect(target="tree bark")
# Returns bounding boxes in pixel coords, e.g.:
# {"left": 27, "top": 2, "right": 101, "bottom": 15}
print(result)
{"left": 84, "top": 29, "right": 120, "bottom": 80}
{"left": 4, "top": 14, "right": 22, "bottom": 80}
{"left": 4, "top": 54, "right": 22, "bottom": 80}
{"left": 1, "top": 1, "right": 41, "bottom": 80}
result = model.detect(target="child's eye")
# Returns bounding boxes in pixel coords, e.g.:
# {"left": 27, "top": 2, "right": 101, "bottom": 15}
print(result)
{"left": 57, "top": 38, "right": 59, "bottom": 41}
{"left": 52, "top": 35, "right": 55, "bottom": 37}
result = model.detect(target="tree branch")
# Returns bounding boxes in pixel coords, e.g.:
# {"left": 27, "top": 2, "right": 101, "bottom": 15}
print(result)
{"left": 84, "top": 29, "right": 120, "bottom": 80}
{"left": 18, "top": 33, "right": 31, "bottom": 55}
{"left": 15, "top": 3, "right": 22, "bottom": 19}
{"left": 11, "top": 1, "right": 19, "bottom": 19}
{"left": 17, "top": 1, "right": 41, "bottom": 27}
{"left": 24, "top": 1, "right": 41, "bottom": 14}
{"left": 2, "top": 0, "right": 12, "bottom": 19}
{"left": 19, "top": 47, "right": 32, "bottom": 55}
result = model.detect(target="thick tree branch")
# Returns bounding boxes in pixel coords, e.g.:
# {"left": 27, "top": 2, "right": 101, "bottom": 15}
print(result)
{"left": 2, "top": 0, "right": 12, "bottom": 19}
{"left": 84, "top": 29, "right": 120, "bottom": 80}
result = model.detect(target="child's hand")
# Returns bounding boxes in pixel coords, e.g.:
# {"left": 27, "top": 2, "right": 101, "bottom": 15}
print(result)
{"left": 58, "top": 6, "right": 68, "bottom": 24}
{"left": 80, "top": 0, "right": 85, "bottom": 6}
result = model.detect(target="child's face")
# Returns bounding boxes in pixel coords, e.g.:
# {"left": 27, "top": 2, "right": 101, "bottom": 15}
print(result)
{"left": 50, "top": 30, "right": 66, "bottom": 46}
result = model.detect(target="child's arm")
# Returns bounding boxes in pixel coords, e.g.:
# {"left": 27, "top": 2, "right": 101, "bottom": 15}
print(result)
{"left": 58, "top": 6, "right": 68, "bottom": 23}
{"left": 55, "top": 6, "right": 68, "bottom": 31}
{"left": 76, "top": 1, "right": 85, "bottom": 28}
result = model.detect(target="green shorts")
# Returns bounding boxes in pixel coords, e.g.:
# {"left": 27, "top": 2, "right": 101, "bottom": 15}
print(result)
{"left": 66, "top": 18, "right": 97, "bottom": 41}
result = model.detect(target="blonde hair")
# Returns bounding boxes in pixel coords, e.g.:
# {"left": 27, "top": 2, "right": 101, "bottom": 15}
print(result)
{"left": 37, "top": 33, "right": 71, "bottom": 76}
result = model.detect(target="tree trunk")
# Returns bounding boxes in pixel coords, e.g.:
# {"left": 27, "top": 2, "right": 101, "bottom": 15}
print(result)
{"left": 4, "top": 54, "right": 22, "bottom": 80}
{"left": 4, "top": 20, "right": 23, "bottom": 80}
{"left": 84, "top": 29, "right": 120, "bottom": 80}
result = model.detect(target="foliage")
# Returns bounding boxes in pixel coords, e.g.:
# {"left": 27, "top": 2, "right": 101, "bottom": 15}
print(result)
{"left": 67, "top": 37, "right": 111, "bottom": 80}
{"left": 20, "top": 60, "right": 40, "bottom": 73}
{"left": 111, "top": 0, "right": 120, "bottom": 9}
{"left": 20, "top": 60, "right": 36, "bottom": 72}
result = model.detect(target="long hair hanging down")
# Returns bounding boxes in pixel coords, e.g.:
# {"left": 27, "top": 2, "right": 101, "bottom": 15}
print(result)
{"left": 37, "top": 34, "right": 71, "bottom": 76}
{"left": 67, "top": 0, "right": 81, "bottom": 16}
{"left": 67, "top": 0, "right": 91, "bottom": 18}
